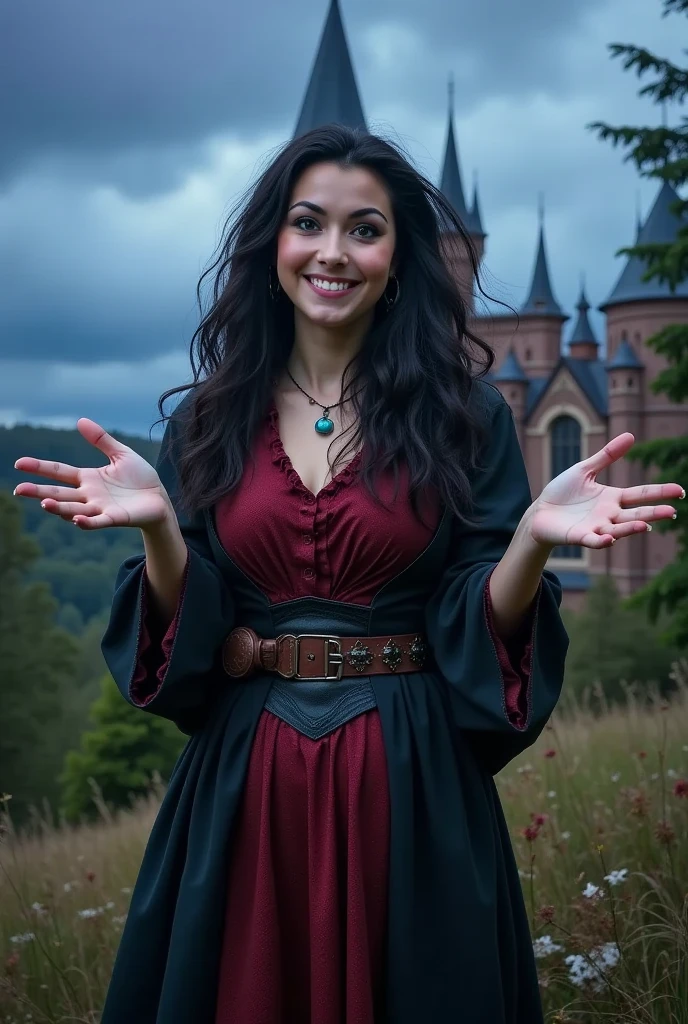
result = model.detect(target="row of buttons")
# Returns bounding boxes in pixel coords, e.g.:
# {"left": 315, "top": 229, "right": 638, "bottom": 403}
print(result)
{"left": 302, "top": 495, "right": 318, "bottom": 580}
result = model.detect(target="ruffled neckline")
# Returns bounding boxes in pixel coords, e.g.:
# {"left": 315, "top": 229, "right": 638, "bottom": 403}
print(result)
{"left": 267, "top": 400, "right": 363, "bottom": 500}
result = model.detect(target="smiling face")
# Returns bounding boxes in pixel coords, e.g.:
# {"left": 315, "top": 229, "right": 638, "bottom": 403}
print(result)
{"left": 275, "top": 161, "right": 397, "bottom": 331}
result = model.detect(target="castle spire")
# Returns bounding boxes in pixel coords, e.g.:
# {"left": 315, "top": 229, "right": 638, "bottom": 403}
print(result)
{"left": 520, "top": 197, "right": 564, "bottom": 316}
{"left": 471, "top": 171, "right": 486, "bottom": 238}
{"left": 568, "top": 276, "right": 599, "bottom": 360}
{"left": 600, "top": 180, "right": 688, "bottom": 310}
{"left": 439, "top": 74, "right": 473, "bottom": 232}
{"left": 294, "top": 0, "right": 366, "bottom": 137}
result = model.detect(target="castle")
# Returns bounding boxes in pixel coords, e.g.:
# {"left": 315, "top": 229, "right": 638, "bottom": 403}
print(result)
{"left": 293, "top": 0, "right": 688, "bottom": 609}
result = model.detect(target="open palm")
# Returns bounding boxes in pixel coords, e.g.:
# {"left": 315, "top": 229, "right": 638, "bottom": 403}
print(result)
{"left": 530, "top": 433, "right": 685, "bottom": 550}
{"left": 14, "top": 417, "right": 172, "bottom": 530}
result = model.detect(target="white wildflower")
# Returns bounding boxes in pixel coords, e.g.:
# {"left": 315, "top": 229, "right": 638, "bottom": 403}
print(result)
{"left": 582, "top": 882, "right": 604, "bottom": 899}
{"left": 30, "top": 902, "right": 47, "bottom": 916}
{"left": 63, "top": 882, "right": 73, "bottom": 893}
{"left": 547, "top": 790, "right": 556, "bottom": 798}
{"left": 112, "top": 914, "right": 128, "bottom": 925}
{"left": 561, "top": 831, "right": 571, "bottom": 840}
{"left": 651, "top": 772, "right": 660, "bottom": 781}
{"left": 682, "top": 745, "right": 688, "bottom": 752}
{"left": 9, "top": 932, "right": 35, "bottom": 944}
{"left": 565, "top": 942, "right": 620, "bottom": 992}
{"left": 105, "top": 901, "right": 115, "bottom": 910}
{"left": 532, "top": 934, "right": 564, "bottom": 959}
{"left": 604, "top": 868, "right": 628, "bottom": 886}
{"left": 667, "top": 768, "right": 678, "bottom": 778}
{"left": 610, "top": 772, "right": 621, "bottom": 782}
{"left": 598, "top": 942, "right": 621, "bottom": 969}
{"left": 77, "top": 907, "right": 104, "bottom": 919}
{"left": 120, "top": 887, "right": 132, "bottom": 894}
{"left": 517, "top": 763, "right": 533, "bottom": 774}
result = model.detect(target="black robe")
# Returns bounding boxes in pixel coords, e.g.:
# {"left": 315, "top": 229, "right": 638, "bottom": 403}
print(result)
{"left": 100, "top": 386, "right": 568, "bottom": 1023}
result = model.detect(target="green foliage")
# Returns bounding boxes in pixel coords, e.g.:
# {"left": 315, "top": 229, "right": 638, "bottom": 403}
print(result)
{"left": 562, "top": 576, "right": 679, "bottom": 705}
{"left": 0, "top": 493, "right": 84, "bottom": 820}
{"left": 59, "top": 673, "right": 186, "bottom": 823}
{"left": 1, "top": 419, "right": 159, "bottom": 619}
{"left": 588, "top": 0, "right": 688, "bottom": 647}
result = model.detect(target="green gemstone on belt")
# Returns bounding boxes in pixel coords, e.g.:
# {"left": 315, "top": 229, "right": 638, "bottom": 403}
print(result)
{"left": 315, "top": 417, "right": 334, "bottom": 435}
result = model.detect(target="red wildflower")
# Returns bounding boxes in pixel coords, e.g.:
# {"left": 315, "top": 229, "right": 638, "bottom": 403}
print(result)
{"left": 531, "top": 812, "right": 549, "bottom": 827}
{"left": 544, "top": 749, "right": 557, "bottom": 759}
{"left": 5, "top": 952, "right": 19, "bottom": 973}
{"left": 521, "top": 824, "right": 541, "bottom": 842}
{"left": 673, "top": 779, "right": 688, "bottom": 798}
{"left": 86, "top": 871, "right": 96, "bottom": 883}
{"left": 536, "top": 904, "right": 555, "bottom": 923}
{"left": 636, "top": 751, "right": 647, "bottom": 760}
{"left": 655, "top": 820, "right": 676, "bottom": 846}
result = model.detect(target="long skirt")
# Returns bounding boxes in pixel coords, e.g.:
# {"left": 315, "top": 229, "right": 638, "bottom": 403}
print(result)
{"left": 214, "top": 707, "right": 390, "bottom": 1024}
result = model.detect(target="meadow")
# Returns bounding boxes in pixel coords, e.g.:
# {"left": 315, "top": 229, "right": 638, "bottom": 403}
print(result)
{"left": 2, "top": 664, "right": 688, "bottom": 1023}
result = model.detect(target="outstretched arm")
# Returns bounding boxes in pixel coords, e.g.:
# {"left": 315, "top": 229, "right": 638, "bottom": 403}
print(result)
{"left": 489, "top": 431, "right": 685, "bottom": 640}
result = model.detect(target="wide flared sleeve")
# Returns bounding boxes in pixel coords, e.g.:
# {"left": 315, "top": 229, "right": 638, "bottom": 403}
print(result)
{"left": 100, "top": 394, "right": 235, "bottom": 733}
{"left": 424, "top": 384, "right": 569, "bottom": 774}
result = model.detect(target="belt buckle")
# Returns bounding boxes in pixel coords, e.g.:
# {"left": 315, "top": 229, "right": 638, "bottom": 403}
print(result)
{"left": 289, "top": 634, "right": 344, "bottom": 681}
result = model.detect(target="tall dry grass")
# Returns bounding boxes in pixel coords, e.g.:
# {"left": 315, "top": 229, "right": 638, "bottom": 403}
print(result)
{"left": 2, "top": 664, "right": 688, "bottom": 1023}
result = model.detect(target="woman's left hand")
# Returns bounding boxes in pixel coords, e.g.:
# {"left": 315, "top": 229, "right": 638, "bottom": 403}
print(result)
{"left": 528, "top": 432, "right": 685, "bottom": 549}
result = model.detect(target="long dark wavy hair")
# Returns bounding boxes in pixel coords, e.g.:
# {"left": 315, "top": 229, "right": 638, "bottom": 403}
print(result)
{"left": 154, "top": 124, "right": 507, "bottom": 527}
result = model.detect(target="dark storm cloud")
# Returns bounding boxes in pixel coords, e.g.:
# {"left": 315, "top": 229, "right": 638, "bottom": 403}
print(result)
{"left": 2, "top": 0, "right": 601, "bottom": 189}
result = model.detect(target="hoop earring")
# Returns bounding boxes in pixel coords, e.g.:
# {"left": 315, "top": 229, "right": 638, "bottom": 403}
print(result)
{"left": 268, "top": 265, "right": 281, "bottom": 301}
{"left": 383, "top": 275, "right": 400, "bottom": 311}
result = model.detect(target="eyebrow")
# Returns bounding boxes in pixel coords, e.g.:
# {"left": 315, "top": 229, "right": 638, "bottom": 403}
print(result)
{"left": 288, "top": 200, "right": 388, "bottom": 224}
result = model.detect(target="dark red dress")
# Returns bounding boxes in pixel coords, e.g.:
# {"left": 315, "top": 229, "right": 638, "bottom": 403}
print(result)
{"left": 130, "top": 402, "right": 533, "bottom": 1023}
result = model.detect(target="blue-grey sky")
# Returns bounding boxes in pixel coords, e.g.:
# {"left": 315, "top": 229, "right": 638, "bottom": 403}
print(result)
{"left": 0, "top": 0, "right": 682, "bottom": 438}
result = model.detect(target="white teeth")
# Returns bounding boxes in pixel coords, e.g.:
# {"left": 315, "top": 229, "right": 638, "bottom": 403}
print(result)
{"left": 309, "top": 277, "right": 356, "bottom": 292}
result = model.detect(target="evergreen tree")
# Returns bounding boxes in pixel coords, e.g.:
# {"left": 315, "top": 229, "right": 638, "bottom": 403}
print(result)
{"left": 562, "top": 576, "right": 678, "bottom": 704}
{"left": 0, "top": 493, "right": 82, "bottom": 820}
{"left": 588, "top": 0, "right": 688, "bottom": 646}
{"left": 60, "top": 673, "right": 186, "bottom": 822}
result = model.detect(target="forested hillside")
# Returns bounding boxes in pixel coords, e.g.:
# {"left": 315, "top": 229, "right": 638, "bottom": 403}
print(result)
{"left": 1, "top": 422, "right": 161, "bottom": 635}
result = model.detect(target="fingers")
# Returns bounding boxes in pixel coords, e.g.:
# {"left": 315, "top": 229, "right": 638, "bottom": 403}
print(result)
{"left": 583, "top": 433, "right": 635, "bottom": 475}
{"left": 614, "top": 504, "right": 676, "bottom": 524}
{"left": 14, "top": 482, "right": 85, "bottom": 503}
{"left": 620, "top": 482, "right": 685, "bottom": 504}
{"left": 14, "top": 458, "right": 81, "bottom": 486}
{"left": 578, "top": 520, "right": 654, "bottom": 548}
{"left": 606, "top": 520, "right": 654, "bottom": 540}
{"left": 73, "top": 513, "right": 117, "bottom": 530}
{"left": 76, "top": 418, "right": 130, "bottom": 458}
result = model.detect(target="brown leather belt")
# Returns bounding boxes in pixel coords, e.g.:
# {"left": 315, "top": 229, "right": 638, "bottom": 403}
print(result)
{"left": 222, "top": 626, "right": 430, "bottom": 681}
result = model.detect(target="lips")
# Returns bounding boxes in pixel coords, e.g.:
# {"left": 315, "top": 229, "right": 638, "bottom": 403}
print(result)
{"left": 304, "top": 275, "right": 362, "bottom": 299}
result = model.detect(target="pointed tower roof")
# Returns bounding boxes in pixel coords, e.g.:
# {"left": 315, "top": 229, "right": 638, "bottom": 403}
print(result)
{"left": 494, "top": 348, "right": 527, "bottom": 382}
{"left": 520, "top": 198, "right": 565, "bottom": 317}
{"left": 471, "top": 174, "right": 486, "bottom": 238}
{"left": 439, "top": 75, "right": 478, "bottom": 234}
{"left": 294, "top": 0, "right": 366, "bottom": 138}
{"left": 606, "top": 337, "right": 644, "bottom": 370}
{"left": 569, "top": 280, "right": 599, "bottom": 347}
{"left": 600, "top": 181, "right": 688, "bottom": 310}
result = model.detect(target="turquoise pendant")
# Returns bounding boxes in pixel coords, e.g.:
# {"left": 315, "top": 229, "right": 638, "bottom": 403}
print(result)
{"left": 315, "top": 415, "right": 334, "bottom": 435}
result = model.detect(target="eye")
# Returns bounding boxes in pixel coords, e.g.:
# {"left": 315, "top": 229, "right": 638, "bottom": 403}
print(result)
{"left": 353, "top": 224, "right": 379, "bottom": 239}
{"left": 294, "top": 216, "right": 319, "bottom": 231}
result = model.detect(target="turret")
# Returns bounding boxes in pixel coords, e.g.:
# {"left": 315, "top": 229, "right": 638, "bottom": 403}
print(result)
{"left": 518, "top": 198, "right": 568, "bottom": 377}
{"left": 568, "top": 279, "right": 600, "bottom": 361}
{"left": 493, "top": 349, "right": 528, "bottom": 445}
{"left": 438, "top": 76, "right": 486, "bottom": 311}
{"left": 293, "top": 0, "right": 367, "bottom": 137}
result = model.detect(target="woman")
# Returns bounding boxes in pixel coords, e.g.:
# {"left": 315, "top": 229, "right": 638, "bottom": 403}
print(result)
{"left": 13, "top": 125, "right": 683, "bottom": 1023}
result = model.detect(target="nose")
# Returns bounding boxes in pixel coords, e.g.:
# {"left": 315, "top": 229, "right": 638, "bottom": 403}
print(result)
{"left": 316, "top": 229, "right": 348, "bottom": 267}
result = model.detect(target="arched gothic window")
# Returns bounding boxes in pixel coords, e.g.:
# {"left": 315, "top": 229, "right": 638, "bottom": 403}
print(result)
{"left": 550, "top": 415, "right": 583, "bottom": 559}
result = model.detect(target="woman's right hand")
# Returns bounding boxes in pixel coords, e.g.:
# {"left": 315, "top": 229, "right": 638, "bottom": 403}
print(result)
{"left": 13, "top": 417, "right": 173, "bottom": 530}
